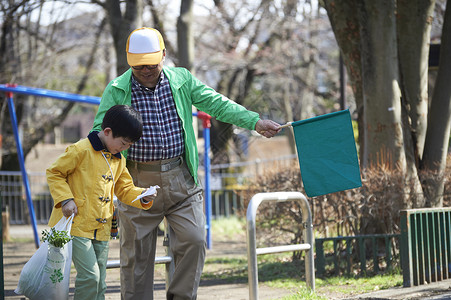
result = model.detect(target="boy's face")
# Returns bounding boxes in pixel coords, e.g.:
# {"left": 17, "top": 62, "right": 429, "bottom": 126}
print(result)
{"left": 103, "top": 128, "right": 134, "bottom": 154}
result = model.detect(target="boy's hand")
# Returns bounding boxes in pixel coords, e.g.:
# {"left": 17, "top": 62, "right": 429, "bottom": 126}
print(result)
{"left": 133, "top": 185, "right": 160, "bottom": 204}
{"left": 142, "top": 188, "right": 158, "bottom": 203}
{"left": 62, "top": 199, "right": 78, "bottom": 217}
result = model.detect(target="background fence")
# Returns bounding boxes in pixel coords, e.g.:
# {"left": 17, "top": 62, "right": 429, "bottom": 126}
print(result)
{"left": 0, "top": 154, "right": 298, "bottom": 224}
{"left": 315, "top": 234, "right": 400, "bottom": 277}
{"left": 1, "top": 171, "right": 53, "bottom": 224}
{"left": 401, "top": 208, "right": 451, "bottom": 287}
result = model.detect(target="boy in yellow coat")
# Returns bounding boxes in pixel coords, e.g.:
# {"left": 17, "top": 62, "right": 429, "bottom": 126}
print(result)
{"left": 47, "top": 105, "right": 157, "bottom": 300}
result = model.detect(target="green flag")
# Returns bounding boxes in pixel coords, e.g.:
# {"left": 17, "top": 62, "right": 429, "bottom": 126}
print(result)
{"left": 292, "top": 110, "right": 361, "bottom": 197}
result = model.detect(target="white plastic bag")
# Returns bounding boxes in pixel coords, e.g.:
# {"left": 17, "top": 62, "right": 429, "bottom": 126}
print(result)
{"left": 15, "top": 214, "right": 74, "bottom": 300}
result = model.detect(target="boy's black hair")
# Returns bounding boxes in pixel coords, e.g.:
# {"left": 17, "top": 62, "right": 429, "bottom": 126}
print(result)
{"left": 101, "top": 105, "right": 143, "bottom": 142}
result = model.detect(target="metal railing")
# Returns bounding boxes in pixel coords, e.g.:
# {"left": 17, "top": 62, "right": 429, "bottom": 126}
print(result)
{"left": 400, "top": 207, "right": 451, "bottom": 287}
{"left": 246, "top": 192, "right": 315, "bottom": 300}
{"left": 0, "top": 171, "right": 52, "bottom": 224}
{"left": 210, "top": 154, "right": 297, "bottom": 179}
{"left": 315, "top": 234, "right": 400, "bottom": 277}
{"left": 211, "top": 189, "right": 245, "bottom": 217}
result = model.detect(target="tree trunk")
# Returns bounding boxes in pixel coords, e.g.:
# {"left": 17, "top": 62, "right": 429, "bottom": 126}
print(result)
{"left": 104, "top": 0, "right": 143, "bottom": 76}
{"left": 422, "top": 0, "right": 451, "bottom": 207}
{"left": 395, "top": 0, "right": 434, "bottom": 208}
{"left": 299, "top": 53, "right": 315, "bottom": 120}
{"left": 323, "top": 0, "right": 365, "bottom": 163}
{"left": 299, "top": 4, "right": 317, "bottom": 120}
{"left": 397, "top": 0, "right": 435, "bottom": 161}
{"left": 283, "top": 81, "right": 296, "bottom": 154}
{"left": 177, "top": 0, "right": 193, "bottom": 70}
{"left": 359, "top": 0, "right": 406, "bottom": 171}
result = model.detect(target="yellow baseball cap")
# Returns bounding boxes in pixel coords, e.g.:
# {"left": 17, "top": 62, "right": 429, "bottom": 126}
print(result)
{"left": 126, "top": 27, "right": 165, "bottom": 66}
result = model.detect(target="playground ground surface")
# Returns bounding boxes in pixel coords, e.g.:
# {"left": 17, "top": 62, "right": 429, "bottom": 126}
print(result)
{"left": 4, "top": 224, "right": 294, "bottom": 300}
{"left": 5, "top": 224, "right": 451, "bottom": 300}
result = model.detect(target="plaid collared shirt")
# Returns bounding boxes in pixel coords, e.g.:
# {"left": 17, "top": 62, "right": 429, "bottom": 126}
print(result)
{"left": 128, "top": 72, "right": 184, "bottom": 161}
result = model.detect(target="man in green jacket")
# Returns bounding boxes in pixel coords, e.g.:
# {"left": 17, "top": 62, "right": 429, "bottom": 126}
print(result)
{"left": 92, "top": 27, "right": 281, "bottom": 300}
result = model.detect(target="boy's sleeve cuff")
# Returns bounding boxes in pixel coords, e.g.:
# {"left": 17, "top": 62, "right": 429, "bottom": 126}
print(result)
{"left": 140, "top": 199, "right": 153, "bottom": 209}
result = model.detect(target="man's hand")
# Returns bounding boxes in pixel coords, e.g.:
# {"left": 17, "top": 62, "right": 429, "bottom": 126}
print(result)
{"left": 62, "top": 199, "right": 78, "bottom": 217}
{"left": 255, "top": 119, "right": 281, "bottom": 138}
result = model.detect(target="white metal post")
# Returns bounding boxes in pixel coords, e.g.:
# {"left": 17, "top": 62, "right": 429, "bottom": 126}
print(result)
{"left": 246, "top": 192, "right": 315, "bottom": 300}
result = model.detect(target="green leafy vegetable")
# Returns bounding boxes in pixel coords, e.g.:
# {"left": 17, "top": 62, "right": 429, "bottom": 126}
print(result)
{"left": 41, "top": 227, "right": 73, "bottom": 248}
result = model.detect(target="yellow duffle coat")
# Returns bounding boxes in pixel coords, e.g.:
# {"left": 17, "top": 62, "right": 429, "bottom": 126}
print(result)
{"left": 47, "top": 132, "right": 152, "bottom": 241}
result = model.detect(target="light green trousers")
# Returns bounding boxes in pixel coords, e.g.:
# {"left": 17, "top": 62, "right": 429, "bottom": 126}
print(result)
{"left": 72, "top": 236, "right": 109, "bottom": 300}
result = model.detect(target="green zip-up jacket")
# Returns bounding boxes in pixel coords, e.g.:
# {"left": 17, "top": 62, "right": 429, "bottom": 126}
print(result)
{"left": 92, "top": 66, "right": 260, "bottom": 183}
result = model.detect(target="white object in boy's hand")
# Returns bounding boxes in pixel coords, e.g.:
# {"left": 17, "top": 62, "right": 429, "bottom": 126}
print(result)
{"left": 132, "top": 185, "right": 160, "bottom": 203}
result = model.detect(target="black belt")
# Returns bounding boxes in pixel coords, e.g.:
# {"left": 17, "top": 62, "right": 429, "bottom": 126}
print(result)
{"left": 126, "top": 157, "right": 182, "bottom": 172}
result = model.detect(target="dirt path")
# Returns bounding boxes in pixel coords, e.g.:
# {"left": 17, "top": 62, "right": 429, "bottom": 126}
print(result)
{"left": 4, "top": 225, "right": 293, "bottom": 300}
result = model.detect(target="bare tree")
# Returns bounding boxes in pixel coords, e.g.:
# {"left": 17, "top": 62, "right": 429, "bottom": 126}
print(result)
{"left": 195, "top": 0, "right": 339, "bottom": 163}
{"left": 1, "top": 0, "right": 341, "bottom": 174}
{"left": 92, "top": 0, "right": 143, "bottom": 75}
{"left": 1, "top": 1, "right": 108, "bottom": 170}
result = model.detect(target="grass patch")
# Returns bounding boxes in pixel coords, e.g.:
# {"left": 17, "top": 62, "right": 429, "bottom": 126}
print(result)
{"left": 315, "top": 273, "right": 403, "bottom": 295}
{"left": 8, "top": 237, "right": 35, "bottom": 243}
{"left": 279, "top": 289, "right": 328, "bottom": 300}
{"left": 202, "top": 252, "right": 403, "bottom": 298}
{"left": 204, "top": 217, "right": 403, "bottom": 299}
{"left": 210, "top": 216, "right": 246, "bottom": 240}
{"left": 202, "top": 257, "right": 248, "bottom": 283}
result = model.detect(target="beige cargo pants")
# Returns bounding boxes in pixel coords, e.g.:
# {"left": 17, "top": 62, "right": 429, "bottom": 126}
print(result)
{"left": 118, "top": 157, "right": 206, "bottom": 300}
